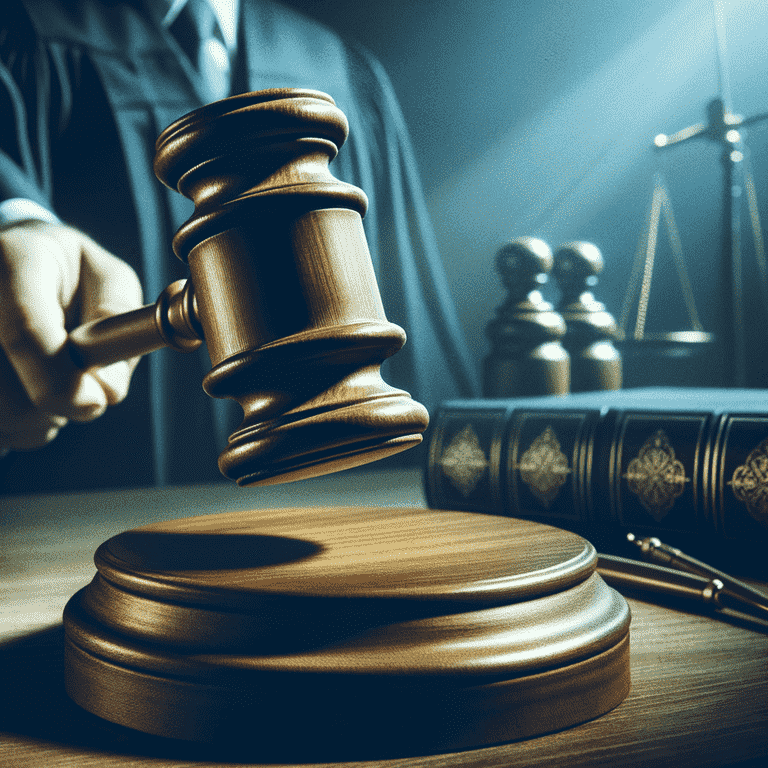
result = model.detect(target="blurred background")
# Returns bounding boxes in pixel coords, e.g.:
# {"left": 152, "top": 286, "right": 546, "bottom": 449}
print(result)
{"left": 285, "top": 0, "right": 768, "bottom": 388}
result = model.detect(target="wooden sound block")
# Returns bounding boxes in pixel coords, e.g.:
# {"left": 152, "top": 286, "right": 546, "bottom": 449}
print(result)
{"left": 63, "top": 507, "right": 630, "bottom": 755}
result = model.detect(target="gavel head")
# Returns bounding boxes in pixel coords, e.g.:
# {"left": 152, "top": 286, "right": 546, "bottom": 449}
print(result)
{"left": 153, "top": 89, "right": 429, "bottom": 486}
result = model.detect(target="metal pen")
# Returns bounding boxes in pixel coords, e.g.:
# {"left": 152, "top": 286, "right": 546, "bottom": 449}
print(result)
{"left": 595, "top": 533, "right": 768, "bottom": 626}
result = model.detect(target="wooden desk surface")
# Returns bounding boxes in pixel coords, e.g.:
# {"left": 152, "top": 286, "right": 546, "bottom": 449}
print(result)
{"left": 2, "top": 468, "right": 767, "bottom": 767}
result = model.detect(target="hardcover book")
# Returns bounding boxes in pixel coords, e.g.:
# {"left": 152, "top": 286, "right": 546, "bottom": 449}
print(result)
{"left": 424, "top": 388, "right": 768, "bottom": 544}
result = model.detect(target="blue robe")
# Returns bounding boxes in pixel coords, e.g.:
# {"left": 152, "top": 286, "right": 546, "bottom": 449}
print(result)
{"left": 0, "top": 0, "right": 479, "bottom": 492}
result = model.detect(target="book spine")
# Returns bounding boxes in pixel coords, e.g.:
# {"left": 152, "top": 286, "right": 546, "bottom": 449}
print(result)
{"left": 425, "top": 403, "right": 602, "bottom": 524}
{"left": 425, "top": 403, "right": 768, "bottom": 542}
{"left": 708, "top": 412, "right": 768, "bottom": 540}
{"left": 424, "top": 402, "right": 514, "bottom": 516}
{"left": 604, "top": 408, "right": 715, "bottom": 535}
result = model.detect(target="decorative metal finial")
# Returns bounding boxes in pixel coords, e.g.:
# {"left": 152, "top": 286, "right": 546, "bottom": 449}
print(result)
{"left": 483, "top": 237, "right": 569, "bottom": 397}
{"left": 553, "top": 242, "right": 621, "bottom": 392}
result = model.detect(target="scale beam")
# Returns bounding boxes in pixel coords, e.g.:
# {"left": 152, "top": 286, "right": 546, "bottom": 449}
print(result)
{"left": 651, "top": 95, "right": 768, "bottom": 388}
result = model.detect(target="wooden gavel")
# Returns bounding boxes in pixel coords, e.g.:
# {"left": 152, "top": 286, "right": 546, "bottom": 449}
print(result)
{"left": 66, "top": 89, "right": 429, "bottom": 486}
{"left": 59, "top": 94, "right": 633, "bottom": 748}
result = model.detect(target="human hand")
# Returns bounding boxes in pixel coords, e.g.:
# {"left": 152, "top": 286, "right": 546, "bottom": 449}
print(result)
{"left": 0, "top": 221, "right": 143, "bottom": 454}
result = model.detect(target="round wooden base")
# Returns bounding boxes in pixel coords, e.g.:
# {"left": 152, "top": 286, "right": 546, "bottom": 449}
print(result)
{"left": 63, "top": 506, "right": 630, "bottom": 755}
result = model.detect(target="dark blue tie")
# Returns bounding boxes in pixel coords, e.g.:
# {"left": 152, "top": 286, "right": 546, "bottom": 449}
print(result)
{"left": 168, "top": 0, "right": 230, "bottom": 103}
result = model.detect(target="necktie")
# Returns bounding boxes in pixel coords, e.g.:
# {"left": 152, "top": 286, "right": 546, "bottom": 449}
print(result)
{"left": 169, "top": 0, "right": 231, "bottom": 103}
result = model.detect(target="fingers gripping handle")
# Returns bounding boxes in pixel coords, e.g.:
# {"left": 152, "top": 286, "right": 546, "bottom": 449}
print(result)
{"left": 67, "top": 280, "right": 203, "bottom": 369}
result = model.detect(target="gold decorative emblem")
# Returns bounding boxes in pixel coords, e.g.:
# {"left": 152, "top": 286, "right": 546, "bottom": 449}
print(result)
{"left": 729, "top": 438, "right": 768, "bottom": 527}
{"left": 516, "top": 426, "right": 570, "bottom": 508}
{"left": 623, "top": 430, "right": 687, "bottom": 521}
{"left": 439, "top": 424, "right": 488, "bottom": 498}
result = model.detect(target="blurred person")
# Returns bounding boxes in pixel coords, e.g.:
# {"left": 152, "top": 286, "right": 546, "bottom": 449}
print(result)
{"left": 0, "top": 0, "right": 479, "bottom": 493}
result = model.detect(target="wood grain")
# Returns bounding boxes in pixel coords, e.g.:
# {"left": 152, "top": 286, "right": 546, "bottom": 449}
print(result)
{"left": 2, "top": 469, "right": 767, "bottom": 767}
{"left": 94, "top": 506, "right": 595, "bottom": 600}
{"left": 62, "top": 506, "right": 629, "bottom": 747}
{"left": 65, "top": 89, "right": 429, "bottom": 487}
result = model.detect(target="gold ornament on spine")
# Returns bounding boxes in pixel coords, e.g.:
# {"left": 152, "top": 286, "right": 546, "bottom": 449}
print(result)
{"left": 516, "top": 426, "right": 571, "bottom": 508}
{"left": 624, "top": 430, "right": 688, "bottom": 521}
{"left": 439, "top": 424, "right": 488, "bottom": 498}
{"left": 729, "top": 437, "right": 768, "bottom": 526}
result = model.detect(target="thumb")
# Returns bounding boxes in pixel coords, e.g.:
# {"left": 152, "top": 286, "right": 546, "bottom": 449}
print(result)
{"left": 77, "top": 235, "right": 144, "bottom": 406}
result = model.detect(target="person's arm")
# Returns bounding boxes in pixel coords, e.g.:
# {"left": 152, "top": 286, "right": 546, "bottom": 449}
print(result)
{"left": 0, "top": 9, "right": 143, "bottom": 455}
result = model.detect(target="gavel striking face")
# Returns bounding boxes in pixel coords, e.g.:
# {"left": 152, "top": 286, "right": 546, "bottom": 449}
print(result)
{"left": 67, "top": 89, "right": 429, "bottom": 486}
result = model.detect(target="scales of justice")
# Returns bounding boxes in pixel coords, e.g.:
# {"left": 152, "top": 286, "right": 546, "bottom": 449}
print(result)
{"left": 61, "top": 89, "right": 630, "bottom": 756}
{"left": 620, "top": 0, "right": 768, "bottom": 388}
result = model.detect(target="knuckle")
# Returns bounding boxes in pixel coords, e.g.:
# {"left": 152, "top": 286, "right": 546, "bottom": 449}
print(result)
{"left": 0, "top": 298, "right": 66, "bottom": 361}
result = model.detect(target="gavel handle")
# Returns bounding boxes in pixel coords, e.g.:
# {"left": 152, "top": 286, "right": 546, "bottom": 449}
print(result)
{"left": 67, "top": 279, "right": 204, "bottom": 369}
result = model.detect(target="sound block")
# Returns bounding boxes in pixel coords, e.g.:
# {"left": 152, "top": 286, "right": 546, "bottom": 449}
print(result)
{"left": 63, "top": 506, "right": 630, "bottom": 755}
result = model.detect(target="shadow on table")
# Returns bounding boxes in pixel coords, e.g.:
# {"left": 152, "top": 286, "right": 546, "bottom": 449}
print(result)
{"left": 0, "top": 624, "right": 481, "bottom": 764}
{"left": 1, "top": 625, "right": 236, "bottom": 763}
{"left": 0, "top": 625, "right": 384, "bottom": 764}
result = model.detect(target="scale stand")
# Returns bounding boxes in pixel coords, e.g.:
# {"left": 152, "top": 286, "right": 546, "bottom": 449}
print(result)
{"left": 635, "top": 0, "right": 768, "bottom": 388}
{"left": 650, "top": 98, "right": 768, "bottom": 387}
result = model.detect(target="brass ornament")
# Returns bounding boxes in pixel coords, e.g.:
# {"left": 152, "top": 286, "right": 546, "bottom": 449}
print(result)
{"left": 623, "top": 430, "right": 688, "bottom": 521}
{"left": 516, "top": 426, "right": 571, "bottom": 508}
{"left": 729, "top": 437, "right": 768, "bottom": 527}
{"left": 439, "top": 424, "right": 488, "bottom": 497}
